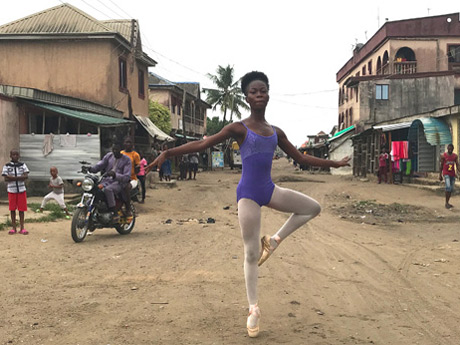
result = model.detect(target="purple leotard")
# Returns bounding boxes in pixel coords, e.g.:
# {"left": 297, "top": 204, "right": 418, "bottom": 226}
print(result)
{"left": 236, "top": 122, "right": 278, "bottom": 206}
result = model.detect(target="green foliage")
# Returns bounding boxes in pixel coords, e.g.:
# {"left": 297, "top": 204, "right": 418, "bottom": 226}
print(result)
{"left": 0, "top": 203, "right": 75, "bottom": 231}
{"left": 149, "top": 100, "right": 172, "bottom": 134}
{"left": 206, "top": 116, "right": 230, "bottom": 136}
{"left": 205, "top": 65, "right": 249, "bottom": 123}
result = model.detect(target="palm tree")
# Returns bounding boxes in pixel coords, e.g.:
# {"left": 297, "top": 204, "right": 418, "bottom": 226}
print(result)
{"left": 228, "top": 88, "right": 249, "bottom": 123}
{"left": 204, "top": 65, "right": 249, "bottom": 124}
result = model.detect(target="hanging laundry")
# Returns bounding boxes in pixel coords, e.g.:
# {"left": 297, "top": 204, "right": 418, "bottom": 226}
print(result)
{"left": 42, "top": 134, "right": 54, "bottom": 156}
{"left": 391, "top": 141, "right": 409, "bottom": 162}
{"left": 404, "top": 159, "right": 412, "bottom": 175}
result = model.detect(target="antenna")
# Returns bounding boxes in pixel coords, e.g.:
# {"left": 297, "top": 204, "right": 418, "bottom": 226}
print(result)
{"left": 427, "top": 8, "right": 430, "bottom": 15}
{"left": 365, "top": 31, "right": 368, "bottom": 41}
{"left": 377, "top": 7, "right": 380, "bottom": 27}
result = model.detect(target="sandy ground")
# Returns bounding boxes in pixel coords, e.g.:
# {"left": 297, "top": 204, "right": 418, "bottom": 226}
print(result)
{"left": 2, "top": 159, "right": 460, "bottom": 345}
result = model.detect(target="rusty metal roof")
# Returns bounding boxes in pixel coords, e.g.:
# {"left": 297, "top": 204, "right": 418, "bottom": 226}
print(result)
{"left": 103, "top": 20, "right": 133, "bottom": 44}
{"left": 0, "top": 4, "right": 156, "bottom": 66}
{"left": 0, "top": 3, "right": 114, "bottom": 35}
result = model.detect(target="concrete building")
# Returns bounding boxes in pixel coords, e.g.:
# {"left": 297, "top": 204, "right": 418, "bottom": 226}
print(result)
{"left": 337, "top": 12, "right": 460, "bottom": 132}
{"left": 335, "top": 13, "right": 460, "bottom": 177}
{"left": 0, "top": 3, "right": 157, "bottom": 178}
{"left": 148, "top": 72, "right": 210, "bottom": 141}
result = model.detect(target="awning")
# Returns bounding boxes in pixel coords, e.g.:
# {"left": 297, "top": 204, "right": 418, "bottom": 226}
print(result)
{"left": 408, "top": 117, "right": 452, "bottom": 145}
{"left": 373, "top": 122, "right": 412, "bottom": 132}
{"left": 330, "top": 125, "right": 355, "bottom": 140}
{"left": 134, "top": 115, "right": 174, "bottom": 141}
{"left": 28, "top": 101, "right": 133, "bottom": 126}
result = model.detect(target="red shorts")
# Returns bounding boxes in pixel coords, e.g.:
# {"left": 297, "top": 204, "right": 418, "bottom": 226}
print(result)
{"left": 8, "top": 192, "right": 28, "bottom": 211}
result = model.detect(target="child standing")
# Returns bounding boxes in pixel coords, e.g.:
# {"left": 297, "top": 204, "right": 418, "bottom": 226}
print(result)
{"left": 37, "top": 166, "right": 71, "bottom": 218}
{"left": 2, "top": 149, "right": 30, "bottom": 235}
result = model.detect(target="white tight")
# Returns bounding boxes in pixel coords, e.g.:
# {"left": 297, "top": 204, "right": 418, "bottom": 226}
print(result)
{"left": 238, "top": 185, "right": 321, "bottom": 305}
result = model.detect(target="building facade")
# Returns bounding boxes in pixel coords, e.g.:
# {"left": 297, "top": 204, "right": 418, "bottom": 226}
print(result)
{"left": 0, "top": 3, "right": 156, "bottom": 177}
{"left": 148, "top": 73, "right": 210, "bottom": 140}
{"left": 336, "top": 13, "right": 460, "bottom": 177}
{"left": 337, "top": 13, "right": 460, "bottom": 132}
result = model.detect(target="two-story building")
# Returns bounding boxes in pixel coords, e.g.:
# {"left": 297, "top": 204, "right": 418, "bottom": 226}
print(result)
{"left": 148, "top": 72, "right": 210, "bottom": 141}
{"left": 0, "top": 3, "right": 157, "bottom": 179}
{"left": 336, "top": 13, "right": 460, "bottom": 176}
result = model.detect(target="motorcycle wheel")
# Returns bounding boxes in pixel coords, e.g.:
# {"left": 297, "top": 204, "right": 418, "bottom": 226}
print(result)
{"left": 71, "top": 208, "right": 89, "bottom": 243}
{"left": 115, "top": 201, "right": 136, "bottom": 235}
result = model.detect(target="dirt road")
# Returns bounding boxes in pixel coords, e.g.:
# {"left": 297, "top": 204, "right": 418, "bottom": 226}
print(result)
{"left": 2, "top": 159, "right": 460, "bottom": 345}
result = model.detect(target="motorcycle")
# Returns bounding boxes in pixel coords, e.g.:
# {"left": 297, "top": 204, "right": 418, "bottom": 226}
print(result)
{"left": 71, "top": 162, "right": 138, "bottom": 243}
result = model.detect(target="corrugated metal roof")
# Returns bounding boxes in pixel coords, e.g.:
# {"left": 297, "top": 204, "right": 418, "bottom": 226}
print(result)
{"left": 0, "top": 4, "right": 114, "bottom": 35}
{"left": 408, "top": 118, "right": 452, "bottom": 145}
{"left": 373, "top": 122, "right": 412, "bottom": 132}
{"left": 30, "top": 101, "right": 133, "bottom": 126}
{"left": 1, "top": 84, "right": 123, "bottom": 118}
{"left": 103, "top": 20, "right": 133, "bottom": 44}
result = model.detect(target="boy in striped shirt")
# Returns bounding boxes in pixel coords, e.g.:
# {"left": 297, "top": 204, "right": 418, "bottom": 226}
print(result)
{"left": 2, "top": 149, "right": 29, "bottom": 235}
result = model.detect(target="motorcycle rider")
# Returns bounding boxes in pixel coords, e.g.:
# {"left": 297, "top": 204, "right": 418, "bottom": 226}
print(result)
{"left": 89, "top": 142, "right": 131, "bottom": 221}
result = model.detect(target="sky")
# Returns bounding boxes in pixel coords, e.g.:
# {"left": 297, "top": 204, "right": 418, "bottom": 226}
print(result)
{"left": 1, "top": 1, "right": 459, "bottom": 146}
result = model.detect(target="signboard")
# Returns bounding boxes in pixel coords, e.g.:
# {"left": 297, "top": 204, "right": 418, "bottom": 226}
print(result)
{"left": 212, "top": 151, "right": 224, "bottom": 168}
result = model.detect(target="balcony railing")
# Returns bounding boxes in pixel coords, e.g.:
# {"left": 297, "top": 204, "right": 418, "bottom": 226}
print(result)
{"left": 184, "top": 114, "right": 205, "bottom": 135}
{"left": 393, "top": 61, "right": 417, "bottom": 75}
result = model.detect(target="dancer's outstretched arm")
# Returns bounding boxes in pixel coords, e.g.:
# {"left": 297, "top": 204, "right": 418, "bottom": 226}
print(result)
{"left": 146, "top": 122, "right": 244, "bottom": 173}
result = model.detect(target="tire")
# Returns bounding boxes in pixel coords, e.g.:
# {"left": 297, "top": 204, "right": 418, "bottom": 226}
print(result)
{"left": 115, "top": 201, "right": 136, "bottom": 235}
{"left": 71, "top": 208, "right": 89, "bottom": 243}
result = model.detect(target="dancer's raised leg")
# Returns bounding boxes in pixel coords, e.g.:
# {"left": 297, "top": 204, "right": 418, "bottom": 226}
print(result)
{"left": 259, "top": 185, "right": 321, "bottom": 265}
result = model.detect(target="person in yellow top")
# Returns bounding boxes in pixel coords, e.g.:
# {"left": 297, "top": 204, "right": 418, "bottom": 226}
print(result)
{"left": 121, "top": 137, "right": 141, "bottom": 180}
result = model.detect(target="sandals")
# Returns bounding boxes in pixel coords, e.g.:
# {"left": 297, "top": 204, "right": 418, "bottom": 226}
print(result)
{"left": 19, "top": 229, "right": 29, "bottom": 235}
{"left": 247, "top": 304, "right": 261, "bottom": 338}
{"left": 8, "top": 229, "right": 17, "bottom": 235}
{"left": 258, "top": 235, "right": 281, "bottom": 266}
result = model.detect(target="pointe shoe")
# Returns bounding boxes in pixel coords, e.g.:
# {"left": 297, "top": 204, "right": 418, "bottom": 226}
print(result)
{"left": 258, "top": 235, "right": 281, "bottom": 266}
{"left": 247, "top": 304, "right": 260, "bottom": 338}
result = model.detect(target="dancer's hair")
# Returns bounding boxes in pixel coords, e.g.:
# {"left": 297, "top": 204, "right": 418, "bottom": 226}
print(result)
{"left": 241, "top": 71, "right": 270, "bottom": 96}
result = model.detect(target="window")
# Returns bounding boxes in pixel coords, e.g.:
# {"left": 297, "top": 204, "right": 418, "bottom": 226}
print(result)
{"left": 448, "top": 45, "right": 460, "bottom": 63}
{"left": 362, "top": 66, "right": 366, "bottom": 76}
{"left": 119, "top": 58, "right": 127, "bottom": 91}
{"left": 138, "top": 70, "right": 145, "bottom": 98}
{"left": 376, "top": 84, "right": 389, "bottom": 100}
{"left": 368, "top": 60, "right": 372, "bottom": 75}
{"left": 455, "top": 89, "right": 460, "bottom": 105}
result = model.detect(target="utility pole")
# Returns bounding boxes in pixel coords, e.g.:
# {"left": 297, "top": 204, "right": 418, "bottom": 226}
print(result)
{"left": 182, "top": 88, "right": 187, "bottom": 143}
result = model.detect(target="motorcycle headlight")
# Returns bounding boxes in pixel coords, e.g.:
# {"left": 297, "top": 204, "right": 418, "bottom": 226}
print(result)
{"left": 81, "top": 178, "right": 95, "bottom": 192}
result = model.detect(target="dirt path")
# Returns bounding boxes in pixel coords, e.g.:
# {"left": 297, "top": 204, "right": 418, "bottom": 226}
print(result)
{"left": 2, "top": 159, "right": 460, "bottom": 345}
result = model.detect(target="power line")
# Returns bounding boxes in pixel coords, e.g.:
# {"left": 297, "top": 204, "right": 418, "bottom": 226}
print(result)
{"left": 271, "top": 97, "right": 337, "bottom": 110}
{"left": 273, "top": 89, "right": 338, "bottom": 96}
